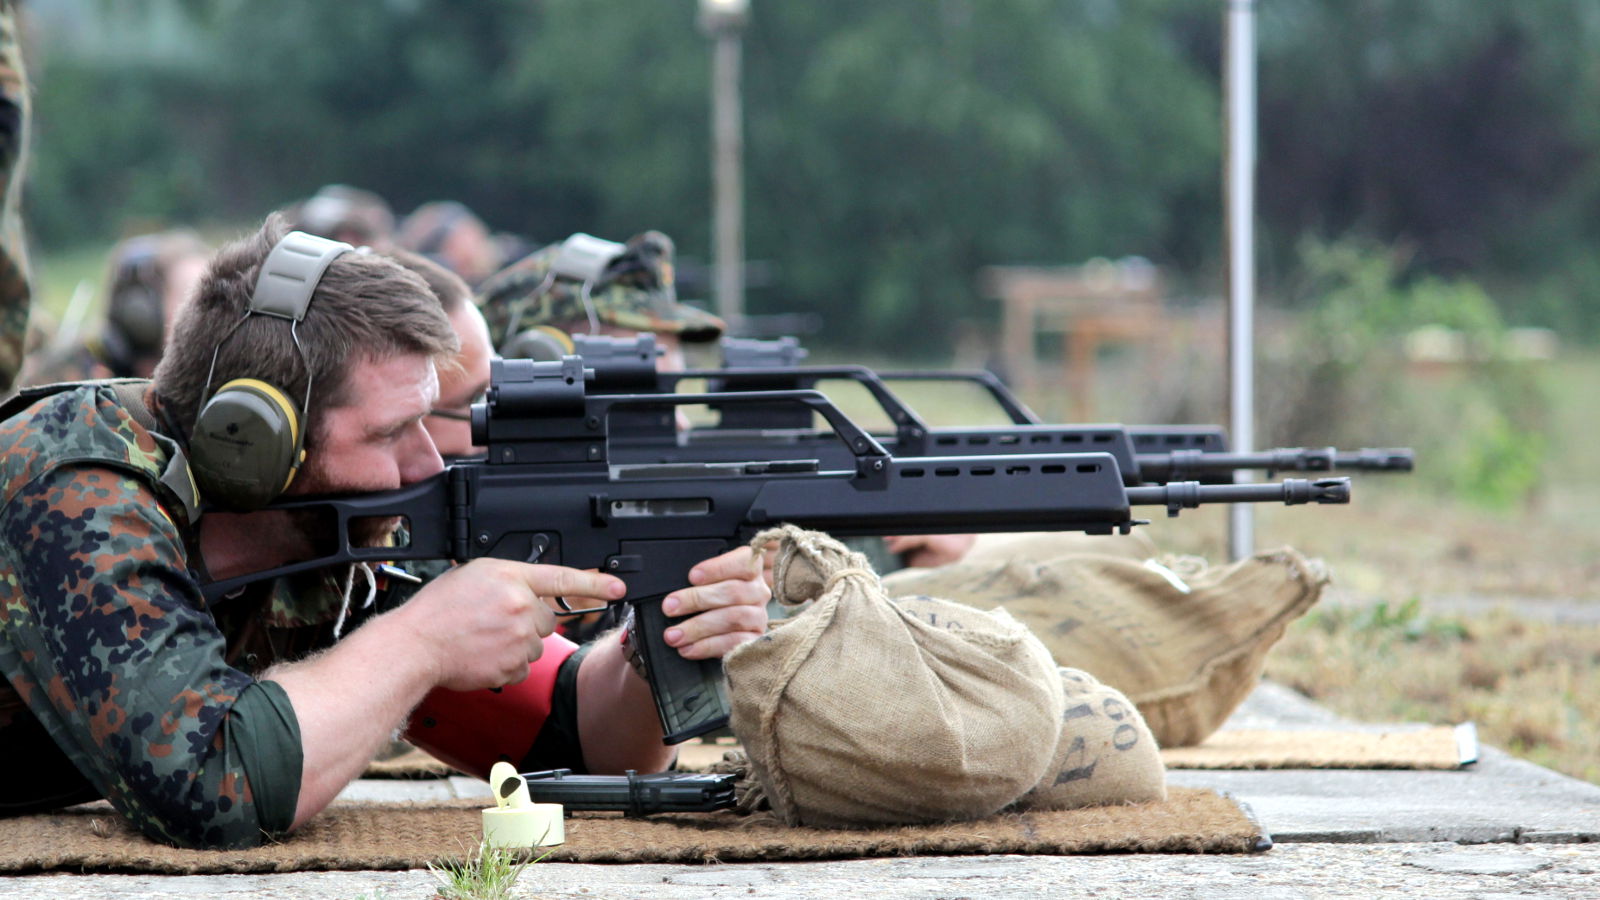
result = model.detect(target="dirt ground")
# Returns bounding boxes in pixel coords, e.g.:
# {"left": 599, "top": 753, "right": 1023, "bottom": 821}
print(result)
{"left": 1156, "top": 487, "right": 1598, "bottom": 603}
{"left": 1142, "top": 486, "right": 1600, "bottom": 784}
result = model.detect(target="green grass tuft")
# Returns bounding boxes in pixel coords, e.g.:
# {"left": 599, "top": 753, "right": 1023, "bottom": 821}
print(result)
{"left": 429, "top": 840, "right": 550, "bottom": 900}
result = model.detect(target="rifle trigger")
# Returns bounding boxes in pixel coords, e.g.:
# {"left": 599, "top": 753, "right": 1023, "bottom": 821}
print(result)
{"left": 552, "top": 597, "right": 610, "bottom": 617}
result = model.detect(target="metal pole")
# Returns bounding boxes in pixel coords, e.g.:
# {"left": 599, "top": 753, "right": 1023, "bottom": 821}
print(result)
{"left": 711, "top": 28, "right": 746, "bottom": 326}
{"left": 1225, "top": 0, "right": 1257, "bottom": 560}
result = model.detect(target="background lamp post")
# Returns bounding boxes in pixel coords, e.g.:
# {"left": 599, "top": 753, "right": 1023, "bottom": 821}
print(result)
{"left": 1225, "top": 0, "right": 1258, "bottom": 560}
{"left": 699, "top": 0, "right": 748, "bottom": 329}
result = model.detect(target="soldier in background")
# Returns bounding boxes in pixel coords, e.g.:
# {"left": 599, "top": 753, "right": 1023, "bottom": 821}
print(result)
{"left": 0, "top": 0, "right": 30, "bottom": 396}
{"left": 387, "top": 247, "right": 494, "bottom": 460}
{"left": 396, "top": 200, "right": 528, "bottom": 289}
{"left": 477, "top": 228, "right": 725, "bottom": 367}
{"left": 287, "top": 183, "right": 395, "bottom": 249}
{"left": 20, "top": 230, "right": 210, "bottom": 385}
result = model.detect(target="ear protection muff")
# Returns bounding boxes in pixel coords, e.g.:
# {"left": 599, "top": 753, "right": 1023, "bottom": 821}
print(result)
{"left": 503, "top": 324, "right": 574, "bottom": 362}
{"left": 98, "top": 241, "right": 166, "bottom": 376}
{"left": 187, "top": 231, "right": 353, "bottom": 511}
{"left": 105, "top": 281, "right": 165, "bottom": 353}
{"left": 496, "top": 233, "right": 627, "bottom": 355}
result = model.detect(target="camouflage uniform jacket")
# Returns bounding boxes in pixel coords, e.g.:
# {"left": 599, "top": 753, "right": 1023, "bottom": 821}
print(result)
{"left": 0, "top": 385, "right": 368, "bottom": 848}
{"left": 0, "top": 1, "right": 32, "bottom": 394}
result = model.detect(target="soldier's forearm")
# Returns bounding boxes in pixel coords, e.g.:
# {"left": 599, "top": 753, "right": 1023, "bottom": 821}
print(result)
{"left": 575, "top": 632, "right": 674, "bottom": 774}
{"left": 265, "top": 609, "right": 441, "bottom": 830}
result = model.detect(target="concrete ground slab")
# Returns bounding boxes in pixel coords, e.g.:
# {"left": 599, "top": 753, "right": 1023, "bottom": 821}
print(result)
{"left": 1168, "top": 681, "right": 1600, "bottom": 845}
{"left": 7, "top": 681, "right": 1600, "bottom": 899}
{"left": 13, "top": 843, "right": 1600, "bottom": 899}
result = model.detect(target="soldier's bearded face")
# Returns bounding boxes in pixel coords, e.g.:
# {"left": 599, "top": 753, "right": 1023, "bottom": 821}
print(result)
{"left": 289, "top": 352, "right": 445, "bottom": 546}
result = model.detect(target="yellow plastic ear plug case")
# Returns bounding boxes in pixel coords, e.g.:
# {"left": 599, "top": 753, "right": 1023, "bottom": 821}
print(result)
{"left": 482, "top": 761, "right": 565, "bottom": 848}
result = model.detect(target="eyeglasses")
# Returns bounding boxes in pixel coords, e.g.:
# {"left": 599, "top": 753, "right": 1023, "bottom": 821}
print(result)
{"left": 427, "top": 389, "right": 487, "bottom": 422}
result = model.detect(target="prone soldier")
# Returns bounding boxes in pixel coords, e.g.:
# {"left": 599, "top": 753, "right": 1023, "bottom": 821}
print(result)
{"left": 387, "top": 247, "right": 494, "bottom": 461}
{"left": 0, "top": 216, "right": 769, "bottom": 848}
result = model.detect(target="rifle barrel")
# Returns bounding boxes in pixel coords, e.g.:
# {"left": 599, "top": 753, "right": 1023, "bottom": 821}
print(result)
{"left": 1126, "top": 477, "right": 1351, "bottom": 516}
{"left": 1137, "top": 447, "right": 1413, "bottom": 481}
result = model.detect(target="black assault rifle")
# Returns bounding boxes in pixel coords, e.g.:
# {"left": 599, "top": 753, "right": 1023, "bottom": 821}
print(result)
{"left": 200, "top": 356, "right": 1351, "bottom": 745}
{"left": 568, "top": 333, "right": 1414, "bottom": 486}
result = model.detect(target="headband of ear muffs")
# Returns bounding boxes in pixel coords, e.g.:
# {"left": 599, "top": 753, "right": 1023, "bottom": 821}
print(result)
{"left": 187, "top": 231, "right": 353, "bottom": 511}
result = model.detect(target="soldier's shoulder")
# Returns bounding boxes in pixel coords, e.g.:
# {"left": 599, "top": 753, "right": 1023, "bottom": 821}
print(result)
{"left": 0, "top": 384, "right": 167, "bottom": 506}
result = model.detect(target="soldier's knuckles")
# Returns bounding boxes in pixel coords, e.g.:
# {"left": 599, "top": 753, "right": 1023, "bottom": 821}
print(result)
{"left": 697, "top": 605, "right": 757, "bottom": 636}
{"left": 547, "top": 568, "right": 580, "bottom": 598}
{"left": 680, "top": 606, "right": 736, "bottom": 637}
{"left": 684, "top": 632, "right": 753, "bottom": 661}
{"left": 729, "top": 604, "right": 767, "bottom": 630}
{"left": 694, "top": 578, "right": 765, "bottom": 611}
{"left": 739, "top": 578, "right": 772, "bottom": 604}
{"left": 669, "top": 587, "right": 706, "bottom": 614}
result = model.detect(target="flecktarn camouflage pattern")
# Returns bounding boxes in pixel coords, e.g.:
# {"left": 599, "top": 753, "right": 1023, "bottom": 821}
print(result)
{"left": 0, "top": 385, "right": 274, "bottom": 847}
{"left": 477, "top": 229, "right": 724, "bottom": 350}
{"left": 0, "top": 1, "right": 31, "bottom": 395}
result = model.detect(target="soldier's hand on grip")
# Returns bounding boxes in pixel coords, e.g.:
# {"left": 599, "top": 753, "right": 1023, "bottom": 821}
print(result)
{"left": 658, "top": 546, "right": 770, "bottom": 662}
{"left": 402, "top": 558, "right": 625, "bottom": 691}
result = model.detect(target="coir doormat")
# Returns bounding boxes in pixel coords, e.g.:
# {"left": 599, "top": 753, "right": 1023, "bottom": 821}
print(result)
{"left": 363, "top": 746, "right": 458, "bottom": 779}
{"left": 1160, "top": 724, "right": 1479, "bottom": 770}
{"left": 0, "top": 786, "right": 1266, "bottom": 874}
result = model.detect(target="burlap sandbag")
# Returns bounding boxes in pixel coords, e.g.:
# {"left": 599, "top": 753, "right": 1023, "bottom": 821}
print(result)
{"left": 962, "top": 530, "right": 1158, "bottom": 566}
{"left": 882, "top": 542, "right": 1328, "bottom": 747}
{"left": 725, "top": 526, "right": 1065, "bottom": 828}
{"left": 1013, "top": 666, "right": 1166, "bottom": 811}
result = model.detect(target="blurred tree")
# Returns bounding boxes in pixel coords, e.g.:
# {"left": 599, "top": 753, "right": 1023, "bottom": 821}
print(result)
{"left": 30, "top": 0, "right": 1220, "bottom": 348}
{"left": 22, "top": 0, "right": 1600, "bottom": 346}
{"left": 1253, "top": 0, "right": 1600, "bottom": 331}
{"left": 740, "top": 0, "right": 1217, "bottom": 341}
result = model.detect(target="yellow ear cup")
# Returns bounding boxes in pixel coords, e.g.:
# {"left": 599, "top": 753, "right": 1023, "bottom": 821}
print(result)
{"left": 533, "top": 325, "right": 575, "bottom": 353}
{"left": 505, "top": 325, "right": 575, "bottom": 362}
{"left": 188, "top": 378, "right": 306, "bottom": 511}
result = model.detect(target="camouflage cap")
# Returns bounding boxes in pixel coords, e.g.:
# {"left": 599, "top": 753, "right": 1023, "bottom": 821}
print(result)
{"left": 477, "top": 230, "right": 725, "bottom": 351}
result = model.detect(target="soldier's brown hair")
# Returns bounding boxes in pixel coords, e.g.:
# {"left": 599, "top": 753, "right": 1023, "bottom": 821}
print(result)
{"left": 152, "top": 213, "right": 459, "bottom": 446}
{"left": 387, "top": 247, "right": 470, "bottom": 315}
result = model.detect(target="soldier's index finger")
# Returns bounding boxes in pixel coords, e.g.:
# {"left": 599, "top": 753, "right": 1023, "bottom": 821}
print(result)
{"left": 688, "top": 545, "right": 759, "bottom": 585}
{"left": 524, "top": 564, "right": 627, "bottom": 601}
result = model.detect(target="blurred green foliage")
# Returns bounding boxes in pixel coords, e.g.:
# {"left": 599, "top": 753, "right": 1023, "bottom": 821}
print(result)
{"left": 1266, "top": 237, "right": 1549, "bottom": 509}
{"left": 23, "top": 0, "right": 1600, "bottom": 348}
{"left": 1307, "top": 596, "right": 1471, "bottom": 644}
